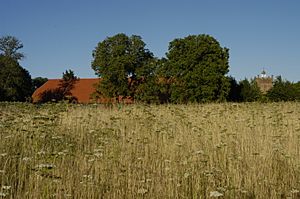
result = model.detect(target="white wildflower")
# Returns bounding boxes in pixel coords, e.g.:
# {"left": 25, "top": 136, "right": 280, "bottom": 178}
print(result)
{"left": 217, "top": 187, "right": 226, "bottom": 192}
{"left": 22, "top": 157, "right": 31, "bottom": 161}
{"left": 137, "top": 188, "right": 148, "bottom": 194}
{"left": 35, "top": 163, "right": 55, "bottom": 169}
{"left": 146, "top": 178, "right": 152, "bottom": 182}
{"left": 1, "top": 186, "right": 11, "bottom": 190}
{"left": 37, "top": 151, "right": 46, "bottom": 155}
{"left": 210, "top": 191, "right": 223, "bottom": 197}
{"left": 0, "top": 192, "right": 7, "bottom": 197}
{"left": 82, "top": 175, "right": 93, "bottom": 180}
{"left": 184, "top": 172, "right": 190, "bottom": 178}
{"left": 93, "top": 148, "right": 103, "bottom": 153}
{"left": 94, "top": 152, "right": 103, "bottom": 158}
{"left": 4, "top": 135, "right": 12, "bottom": 139}
{"left": 291, "top": 189, "right": 300, "bottom": 194}
{"left": 51, "top": 136, "right": 62, "bottom": 140}
{"left": 240, "top": 190, "right": 247, "bottom": 194}
{"left": 57, "top": 151, "right": 66, "bottom": 156}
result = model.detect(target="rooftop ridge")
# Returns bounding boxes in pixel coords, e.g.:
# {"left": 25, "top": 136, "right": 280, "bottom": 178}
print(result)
{"left": 47, "top": 78, "right": 100, "bottom": 80}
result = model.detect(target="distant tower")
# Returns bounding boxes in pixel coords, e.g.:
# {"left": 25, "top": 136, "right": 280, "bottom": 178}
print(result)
{"left": 255, "top": 69, "right": 273, "bottom": 94}
{"left": 260, "top": 69, "right": 267, "bottom": 78}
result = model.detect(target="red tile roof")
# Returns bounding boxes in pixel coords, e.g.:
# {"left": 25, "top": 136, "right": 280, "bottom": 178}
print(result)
{"left": 32, "top": 78, "right": 99, "bottom": 103}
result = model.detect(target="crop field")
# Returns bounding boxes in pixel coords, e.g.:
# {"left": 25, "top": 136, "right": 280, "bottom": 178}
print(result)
{"left": 1, "top": 102, "right": 300, "bottom": 198}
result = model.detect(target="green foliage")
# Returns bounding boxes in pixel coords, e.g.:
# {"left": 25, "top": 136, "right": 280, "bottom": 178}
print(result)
{"left": 0, "top": 35, "right": 24, "bottom": 61}
{"left": 60, "top": 69, "right": 78, "bottom": 96}
{"left": 32, "top": 77, "right": 48, "bottom": 90}
{"left": 62, "top": 69, "right": 77, "bottom": 82}
{"left": 0, "top": 55, "right": 33, "bottom": 101}
{"left": 227, "top": 76, "right": 241, "bottom": 102}
{"left": 267, "top": 76, "right": 300, "bottom": 101}
{"left": 164, "top": 34, "right": 230, "bottom": 103}
{"left": 91, "top": 33, "right": 154, "bottom": 101}
{"left": 227, "top": 76, "right": 300, "bottom": 103}
{"left": 134, "top": 58, "right": 172, "bottom": 104}
{"left": 134, "top": 59, "right": 159, "bottom": 103}
{"left": 239, "top": 78, "right": 262, "bottom": 102}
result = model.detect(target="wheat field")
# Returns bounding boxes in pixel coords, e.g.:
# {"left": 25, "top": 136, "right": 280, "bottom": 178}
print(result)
{"left": 1, "top": 102, "right": 300, "bottom": 198}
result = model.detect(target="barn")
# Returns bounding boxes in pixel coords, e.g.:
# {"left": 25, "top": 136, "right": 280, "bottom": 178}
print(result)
{"left": 32, "top": 78, "right": 99, "bottom": 103}
{"left": 32, "top": 78, "right": 134, "bottom": 104}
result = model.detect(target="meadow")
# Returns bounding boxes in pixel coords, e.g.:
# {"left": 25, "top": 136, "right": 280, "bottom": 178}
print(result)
{"left": 1, "top": 102, "right": 300, "bottom": 198}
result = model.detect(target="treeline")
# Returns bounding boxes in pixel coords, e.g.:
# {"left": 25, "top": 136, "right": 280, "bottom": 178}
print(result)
{"left": 1, "top": 34, "right": 300, "bottom": 103}
{"left": 228, "top": 77, "right": 300, "bottom": 102}
{"left": 91, "top": 33, "right": 300, "bottom": 103}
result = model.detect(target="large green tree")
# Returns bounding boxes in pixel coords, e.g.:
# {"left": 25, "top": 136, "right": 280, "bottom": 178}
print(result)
{"left": 0, "top": 36, "right": 24, "bottom": 61}
{"left": 0, "top": 55, "right": 32, "bottom": 101}
{"left": 91, "top": 33, "right": 154, "bottom": 102}
{"left": 165, "top": 34, "right": 230, "bottom": 103}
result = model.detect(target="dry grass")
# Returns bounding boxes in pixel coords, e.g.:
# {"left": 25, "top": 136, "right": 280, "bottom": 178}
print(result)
{"left": 1, "top": 102, "right": 300, "bottom": 198}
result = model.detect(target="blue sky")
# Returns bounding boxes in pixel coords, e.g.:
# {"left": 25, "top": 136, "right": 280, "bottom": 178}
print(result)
{"left": 1, "top": 0, "right": 300, "bottom": 81}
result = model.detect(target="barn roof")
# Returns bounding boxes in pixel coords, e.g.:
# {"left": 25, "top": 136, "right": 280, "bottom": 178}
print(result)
{"left": 32, "top": 78, "right": 99, "bottom": 103}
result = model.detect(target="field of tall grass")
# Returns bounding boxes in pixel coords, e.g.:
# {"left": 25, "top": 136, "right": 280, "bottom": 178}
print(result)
{"left": 1, "top": 102, "right": 300, "bottom": 198}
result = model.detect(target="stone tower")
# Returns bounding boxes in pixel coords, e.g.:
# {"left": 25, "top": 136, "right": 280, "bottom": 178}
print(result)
{"left": 255, "top": 70, "right": 273, "bottom": 94}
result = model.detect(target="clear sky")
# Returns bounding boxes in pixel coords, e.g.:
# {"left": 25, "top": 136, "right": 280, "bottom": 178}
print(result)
{"left": 1, "top": 0, "right": 300, "bottom": 81}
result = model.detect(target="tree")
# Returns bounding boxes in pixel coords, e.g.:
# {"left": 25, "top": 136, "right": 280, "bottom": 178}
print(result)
{"left": 134, "top": 58, "right": 167, "bottom": 103}
{"left": 164, "top": 34, "right": 230, "bottom": 103}
{"left": 267, "top": 76, "right": 300, "bottom": 101}
{"left": 91, "top": 33, "right": 154, "bottom": 102}
{"left": 227, "top": 76, "right": 241, "bottom": 102}
{"left": 0, "top": 55, "right": 32, "bottom": 101}
{"left": 32, "top": 77, "right": 48, "bottom": 90}
{"left": 239, "top": 78, "right": 262, "bottom": 102}
{"left": 59, "top": 69, "right": 78, "bottom": 96}
{"left": 0, "top": 36, "right": 24, "bottom": 61}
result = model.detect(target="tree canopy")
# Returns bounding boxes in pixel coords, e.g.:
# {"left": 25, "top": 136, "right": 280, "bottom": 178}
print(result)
{"left": 0, "top": 36, "right": 25, "bottom": 61}
{"left": 91, "top": 33, "right": 154, "bottom": 101}
{"left": 0, "top": 55, "right": 32, "bottom": 101}
{"left": 239, "top": 78, "right": 262, "bottom": 102}
{"left": 60, "top": 69, "right": 79, "bottom": 97}
{"left": 164, "top": 34, "right": 230, "bottom": 103}
{"left": 32, "top": 77, "right": 48, "bottom": 90}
